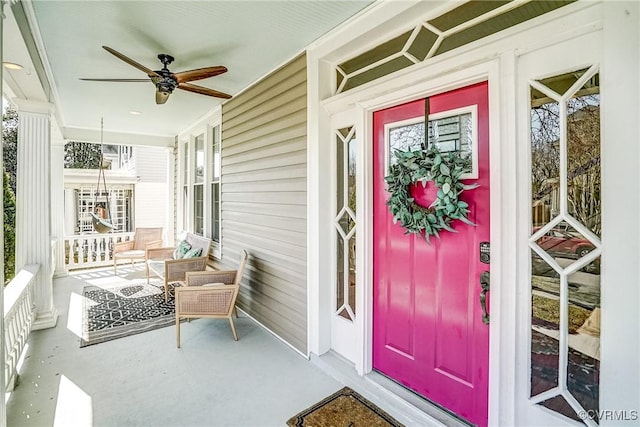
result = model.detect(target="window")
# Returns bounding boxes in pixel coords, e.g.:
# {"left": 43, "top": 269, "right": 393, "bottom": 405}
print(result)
{"left": 384, "top": 106, "right": 477, "bottom": 178}
{"left": 75, "top": 186, "right": 133, "bottom": 233}
{"left": 180, "top": 117, "right": 222, "bottom": 255}
{"left": 182, "top": 140, "right": 189, "bottom": 232}
{"left": 193, "top": 134, "right": 205, "bottom": 236}
{"left": 334, "top": 126, "right": 356, "bottom": 321}
{"left": 210, "top": 125, "right": 221, "bottom": 243}
{"left": 529, "top": 67, "right": 601, "bottom": 424}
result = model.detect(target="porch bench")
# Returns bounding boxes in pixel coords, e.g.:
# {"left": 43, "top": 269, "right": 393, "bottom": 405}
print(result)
{"left": 146, "top": 233, "right": 212, "bottom": 302}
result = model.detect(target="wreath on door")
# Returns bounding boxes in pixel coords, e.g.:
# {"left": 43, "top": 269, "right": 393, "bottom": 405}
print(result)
{"left": 384, "top": 145, "right": 478, "bottom": 242}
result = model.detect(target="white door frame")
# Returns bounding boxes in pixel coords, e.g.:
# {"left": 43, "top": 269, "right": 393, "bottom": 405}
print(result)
{"left": 316, "top": 52, "right": 508, "bottom": 423}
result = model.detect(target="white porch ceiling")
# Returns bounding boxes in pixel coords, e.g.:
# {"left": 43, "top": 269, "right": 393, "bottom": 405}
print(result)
{"left": 4, "top": 0, "right": 373, "bottom": 143}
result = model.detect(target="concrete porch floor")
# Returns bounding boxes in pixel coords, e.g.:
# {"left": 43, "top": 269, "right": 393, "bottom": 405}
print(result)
{"left": 5, "top": 265, "right": 450, "bottom": 427}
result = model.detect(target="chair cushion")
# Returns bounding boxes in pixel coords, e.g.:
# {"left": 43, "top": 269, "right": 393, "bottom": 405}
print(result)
{"left": 183, "top": 247, "right": 203, "bottom": 259}
{"left": 173, "top": 240, "right": 192, "bottom": 259}
{"left": 115, "top": 249, "right": 145, "bottom": 259}
{"left": 147, "top": 260, "right": 166, "bottom": 279}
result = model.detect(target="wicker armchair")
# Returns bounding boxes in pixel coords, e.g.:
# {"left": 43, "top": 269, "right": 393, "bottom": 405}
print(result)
{"left": 113, "top": 227, "right": 163, "bottom": 273}
{"left": 146, "top": 233, "right": 212, "bottom": 302}
{"left": 175, "top": 250, "right": 248, "bottom": 347}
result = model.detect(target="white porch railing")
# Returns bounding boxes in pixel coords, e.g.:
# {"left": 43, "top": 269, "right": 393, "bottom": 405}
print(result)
{"left": 64, "top": 232, "right": 135, "bottom": 270}
{"left": 4, "top": 264, "right": 39, "bottom": 391}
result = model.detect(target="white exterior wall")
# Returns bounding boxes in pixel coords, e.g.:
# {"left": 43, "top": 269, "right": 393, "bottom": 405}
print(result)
{"left": 131, "top": 146, "right": 169, "bottom": 236}
{"left": 134, "top": 182, "right": 168, "bottom": 232}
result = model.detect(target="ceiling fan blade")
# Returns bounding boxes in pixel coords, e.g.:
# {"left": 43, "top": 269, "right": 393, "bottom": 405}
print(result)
{"left": 80, "top": 78, "right": 151, "bottom": 82}
{"left": 174, "top": 66, "right": 227, "bottom": 83}
{"left": 102, "top": 46, "right": 161, "bottom": 78}
{"left": 155, "top": 90, "right": 170, "bottom": 104}
{"left": 178, "top": 82, "right": 232, "bottom": 99}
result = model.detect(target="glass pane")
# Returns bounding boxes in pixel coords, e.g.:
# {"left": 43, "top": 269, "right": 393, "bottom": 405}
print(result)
{"left": 348, "top": 232, "right": 356, "bottom": 316}
{"left": 343, "top": 56, "right": 414, "bottom": 92}
{"left": 534, "top": 221, "right": 596, "bottom": 268}
{"left": 531, "top": 251, "right": 560, "bottom": 396}
{"left": 336, "top": 231, "right": 346, "bottom": 316}
{"left": 336, "top": 69, "right": 344, "bottom": 90}
{"left": 336, "top": 126, "right": 356, "bottom": 322}
{"left": 531, "top": 94, "right": 560, "bottom": 227}
{"left": 195, "top": 134, "right": 205, "bottom": 184}
{"left": 194, "top": 185, "right": 203, "bottom": 236}
{"left": 406, "top": 26, "right": 439, "bottom": 61}
{"left": 348, "top": 132, "right": 357, "bottom": 215}
{"left": 538, "top": 68, "right": 589, "bottom": 98}
{"left": 388, "top": 121, "right": 425, "bottom": 168}
{"left": 183, "top": 141, "right": 189, "bottom": 182}
{"left": 530, "top": 68, "right": 601, "bottom": 424}
{"left": 183, "top": 186, "right": 188, "bottom": 231}
{"left": 211, "top": 183, "right": 220, "bottom": 243}
{"left": 428, "top": 112, "right": 472, "bottom": 155}
{"left": 567, "top": 264, "right": 600, "bottom": 417}
{"left": 337, "top": 211, "right": 356, "bottom": 236}
{"left": 539, "top": 396, "right": 583, "bottom": 423}
{"left": 428, "top": 1, "right": 510, "bottom": 32}
{"left": 336, "top": 133, "right": 345, "bottom": 215}
{"left": 567, "top": 76, "right": 600, "bottom": 237}
{"left": 435, "top": 2, "right": 572, "bottom": 56}
{"left": 338, "top": 31, "right": 412, "bottom": 75}
{"left": 212, "top": 126, "right": 221, "bottom": 181}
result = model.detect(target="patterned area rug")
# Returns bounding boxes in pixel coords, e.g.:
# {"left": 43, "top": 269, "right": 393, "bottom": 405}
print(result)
{"left": 80, "top": 280, "right": 175, "bottom": 347}
{"left": 287, "top": 387, "right": 404, "bottom": 427}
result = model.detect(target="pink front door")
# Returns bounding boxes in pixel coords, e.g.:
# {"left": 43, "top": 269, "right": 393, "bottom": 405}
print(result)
{"left": 372, "top": 82, "right": 490, "bottom": 426}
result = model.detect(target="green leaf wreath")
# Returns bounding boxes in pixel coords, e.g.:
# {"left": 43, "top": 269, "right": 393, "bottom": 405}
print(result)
{"left": 385, "top": 145, "right": 478, "bottom": 242}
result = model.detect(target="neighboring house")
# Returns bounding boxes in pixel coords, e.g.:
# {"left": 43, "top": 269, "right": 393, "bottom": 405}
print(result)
{"left": 123, "top": 145, "right": 170, "bottom": 233}
{"left": 4, "top": 1, "right": 639, "bottom": 427}
{"left": 63, "top": 145, "right": 169, "bottom": 236}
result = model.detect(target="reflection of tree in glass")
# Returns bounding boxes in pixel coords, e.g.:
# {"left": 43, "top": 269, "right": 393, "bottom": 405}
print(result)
{"left": 531, "top": 93, "right": 601, "bottom": 236}
{"left": 567, "top": 95, "right": 600, "bottom": 236}
{"left": 389, "top": 123, "right": 424, "bottom": 165}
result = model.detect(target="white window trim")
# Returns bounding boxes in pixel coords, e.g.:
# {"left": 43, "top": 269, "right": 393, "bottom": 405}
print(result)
{"left": 206, "top": 122, "right": 222, "bottom": 258}
{"left": 178, "top": 108, "right": 222, "bottom": 258}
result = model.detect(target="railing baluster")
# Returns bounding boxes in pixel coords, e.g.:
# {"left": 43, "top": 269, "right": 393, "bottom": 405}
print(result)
{"left": 62, "top": 232, "right": 135, "bottom": 270}
{"left": 4, "top": 265, "right": 40, "bottom": 391}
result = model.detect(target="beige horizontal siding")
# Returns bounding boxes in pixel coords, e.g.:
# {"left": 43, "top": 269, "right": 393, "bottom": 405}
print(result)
{"left": 222, "top": 211, "right": 306, "bottom": 234}
{"left": 220, "top": 53, "right": 308, "bottom": 354}
{"left": 221, "top": 201, "right": 306, "bottom": 219}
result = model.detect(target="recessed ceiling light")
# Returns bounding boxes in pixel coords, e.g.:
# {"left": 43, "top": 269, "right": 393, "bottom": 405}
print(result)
{"left": 3, "top": 62, "right": 24, "bottom": 70}
{"left": 129, "top": 111, "right": 141, "bottom": 115}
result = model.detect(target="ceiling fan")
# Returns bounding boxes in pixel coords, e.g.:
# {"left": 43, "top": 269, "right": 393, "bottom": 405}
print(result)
{"left": 80, "top": 46, "right": 231, "bottom": 104}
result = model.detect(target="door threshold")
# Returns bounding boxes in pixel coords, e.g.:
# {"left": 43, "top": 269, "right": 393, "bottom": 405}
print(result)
{"left": 367, "top": 370, "right": 473, "bottom": 427}
{"left": 311, "top": 351, "right": 472, "bottom": 427}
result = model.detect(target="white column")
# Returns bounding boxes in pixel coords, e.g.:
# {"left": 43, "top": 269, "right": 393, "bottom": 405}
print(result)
{"left": 0, "top": 3, "right": 6, "bottom": 425}
{"left": 64, "top": 188, "right": 77, "bottom": 235}
{"left": 14, "top": 99, "right": 58, "bottom": 330}
{"left": 165, "top": 145, "right": 176, "bottom": 244}
{"left": 51, "top": 135, "right": 67, "bottom": 277}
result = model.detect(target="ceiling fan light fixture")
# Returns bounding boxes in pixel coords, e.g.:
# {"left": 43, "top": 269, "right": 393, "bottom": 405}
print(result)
{"left": 84, "top": 46, "right": 232, "bottom": 103}
{"left": 3, "top": 62, "right": 24, "bottom": 70}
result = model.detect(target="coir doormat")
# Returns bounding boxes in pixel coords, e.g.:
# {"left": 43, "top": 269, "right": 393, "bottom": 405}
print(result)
{"left": 287, "top": 386, "right": 404, "bottom": 427}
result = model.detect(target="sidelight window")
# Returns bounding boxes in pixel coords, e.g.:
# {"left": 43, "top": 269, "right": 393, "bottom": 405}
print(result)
{"left": 529, "top": 66, "right": 601, "bottom": 425}
{"left": 335, "top": 126, "right": 357, "bottom": 321}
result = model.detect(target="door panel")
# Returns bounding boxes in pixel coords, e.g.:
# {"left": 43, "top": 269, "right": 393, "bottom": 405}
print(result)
{"left": 373, "top": 82, "right": 490, "bottom": 426}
